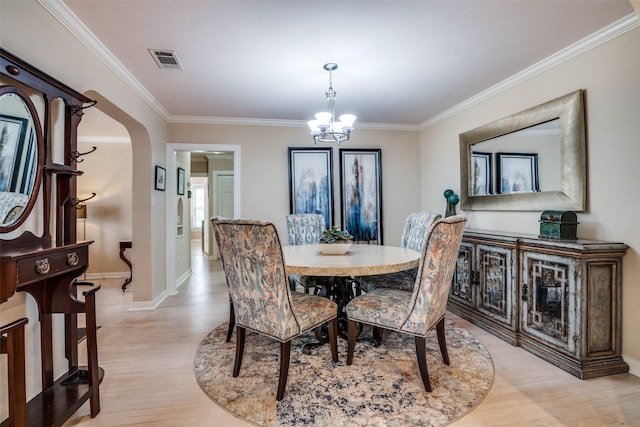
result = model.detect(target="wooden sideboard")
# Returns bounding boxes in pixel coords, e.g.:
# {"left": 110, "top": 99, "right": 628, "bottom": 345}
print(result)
{"left": 448, "top": 229, "right": 628, "bottom": 379}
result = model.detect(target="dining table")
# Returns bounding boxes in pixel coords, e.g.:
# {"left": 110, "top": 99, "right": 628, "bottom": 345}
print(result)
{"left": 282, "top": 243, "right": 421, "bottom": 345}
{"left": 282, "top": 243, "right": 421, "bottom": 278}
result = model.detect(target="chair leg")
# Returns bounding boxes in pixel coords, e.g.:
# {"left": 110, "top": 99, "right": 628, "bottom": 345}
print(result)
{"left": 415, "top": 336, "right": 433, "bottom": 392}
{"left": 328, "top": 318, "right": 338, "bottom": 363}
{"left": 436, "top": 317, "right": 450, "bottom": 365}
{"left": 226, "top": 300, "right": 235, "bottom": 343}
{"left": 346, "top": 320, "right": 358, "bottom": 365}
{"left": 233, "top": 326, "right": 245, "bottom": 377}
{"left": 276, "top": 341, "right": 291, "bottom": 401}
{"left": 314, "top": 326, "right": 325, "bottom": 344}
{"left": 372, "top": 326, "right": 384, "bottom": 346}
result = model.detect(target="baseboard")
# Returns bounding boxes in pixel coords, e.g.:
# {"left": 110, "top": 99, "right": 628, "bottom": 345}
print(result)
{"left": 624, "top": 354, "right": 640, "bottom": 377}
{"left": 176, "top": 269, "right": 192, "bottom": 289}
{"left": 84, "top": 271, "right": 129, "bottom": 280}
{"left": 129, "top": 290, "right": 168, "bottom": 311}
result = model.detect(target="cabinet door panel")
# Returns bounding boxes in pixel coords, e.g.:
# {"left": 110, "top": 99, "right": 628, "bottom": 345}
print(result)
{"left": 450, "top": 241, "right": 474, "bottom": 308}
{"left": 477, "top": 244, "right": 515, "bottom": 328}
{"left": 521, "top": 251, "right": 576, "bottom": 354}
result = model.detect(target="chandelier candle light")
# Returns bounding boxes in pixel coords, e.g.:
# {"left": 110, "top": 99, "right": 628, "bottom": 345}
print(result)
{"left": 308, "top": 63, "right": 356, "bottom": 145}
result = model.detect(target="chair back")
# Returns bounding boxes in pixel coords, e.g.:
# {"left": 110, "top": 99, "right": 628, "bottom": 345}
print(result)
{"left": 211, "top": 217, "right": 301, "bottom": 341}
{"left": 286, "top": 213, "right": 325, "bottom": 246}
{"left": 400, "top": 215, "right": 466, "bottom": 336}
{"left": 400, "top": 211, "right": 442, "bottom": 251}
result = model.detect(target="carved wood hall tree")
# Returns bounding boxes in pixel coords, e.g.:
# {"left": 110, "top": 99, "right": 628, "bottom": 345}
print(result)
{"left": 0, "top": 49, "right": 103, "bottom": 427}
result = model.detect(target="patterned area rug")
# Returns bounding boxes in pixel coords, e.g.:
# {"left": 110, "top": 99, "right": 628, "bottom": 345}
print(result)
{"left": 194, "top": 319, "right": 494, "bottom": 426}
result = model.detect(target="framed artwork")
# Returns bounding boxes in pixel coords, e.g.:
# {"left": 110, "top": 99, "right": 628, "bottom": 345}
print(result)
{"left": 497, "top": 152, "right": 539, "bottom": 194}
{"left": 154, "top": 166, "right": 166, "bottom": 191}
{"left": 288, "top": 147, "right": 334, "bottom": 229}
{"left": 0, "top": 113, "right": 30, "bottom": 193}
{"left": 177, "top": 167, "right": 186, "bottom": 195}
{"left": 339, "top": 148, "right": 382, "bottom": 245}
{"left": 471, "top": 151, "right": 492, "bottom": 195}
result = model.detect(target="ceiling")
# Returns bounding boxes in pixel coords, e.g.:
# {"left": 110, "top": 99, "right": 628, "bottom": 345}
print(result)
{"left": 61, "top": 0, "right": 635, "bottom": 133}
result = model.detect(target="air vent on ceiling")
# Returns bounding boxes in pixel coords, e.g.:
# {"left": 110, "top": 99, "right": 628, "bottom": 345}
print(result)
{"left": 149, "top": 49, "right": 183, "bottom": 70}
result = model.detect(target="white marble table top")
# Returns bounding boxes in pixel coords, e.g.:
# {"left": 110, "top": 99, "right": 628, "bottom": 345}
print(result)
{"left": 282, "top": 244, "right": 420, "bottom": 277}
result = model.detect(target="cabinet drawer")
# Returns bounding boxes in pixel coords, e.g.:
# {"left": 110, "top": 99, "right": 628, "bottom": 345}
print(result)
{"left": 17, "top": 247, "right": 87, "bottom": 285}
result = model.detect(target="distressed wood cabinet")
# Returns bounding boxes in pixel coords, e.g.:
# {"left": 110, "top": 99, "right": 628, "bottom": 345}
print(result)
{"left": 449, "top": 233, "right": 518, "bottom": 345}
{"left": 447, "top": 229, "right": 628, "bottom": 379}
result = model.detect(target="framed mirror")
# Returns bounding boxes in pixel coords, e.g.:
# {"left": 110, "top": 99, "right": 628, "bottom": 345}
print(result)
{"left": 0, "top": 85, "right": 44, "bottom": 231}
{"left": 459, "top": 89, "right": 586, "bottom": 211}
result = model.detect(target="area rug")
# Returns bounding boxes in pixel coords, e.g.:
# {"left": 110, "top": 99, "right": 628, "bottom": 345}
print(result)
{"left": 194, "top": 318, "right": 494, "bottom": 426}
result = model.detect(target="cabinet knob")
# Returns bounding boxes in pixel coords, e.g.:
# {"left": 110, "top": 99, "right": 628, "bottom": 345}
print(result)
{"left": 35, "top": 258, "right": 50, "bottom": 275}
{"left": 67, "top": 252, "right": 79, "bottom": 266}
{"left": 521, "top": 283, "right": 528, "bottom": 301}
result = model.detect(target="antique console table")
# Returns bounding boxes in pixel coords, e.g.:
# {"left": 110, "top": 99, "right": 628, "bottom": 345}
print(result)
{"left": 119, "top": 241, "right": 133, "bottom": 292}
{"left": 448, "top": 229, "right": 628, "bottom": 379}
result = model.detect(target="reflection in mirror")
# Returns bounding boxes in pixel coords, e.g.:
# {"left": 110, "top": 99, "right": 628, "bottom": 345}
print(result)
{"left": 0, "top": 86, "right": 43, "bottom": 231}
{"left": 460, "top": 90, "right": 586, "bottom": 211}
{"left": 471, "top": 119, "right": 560, "bottom": 195}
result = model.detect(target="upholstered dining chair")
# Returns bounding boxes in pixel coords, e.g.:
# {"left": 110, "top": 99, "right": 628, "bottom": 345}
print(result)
{"left": 345, "top": 215, "right": 466, "bottom": 392}
{"left": 358, "top": 211, "right": 442, "bottom": 293}
{"left": 286, "top": 213, "right": 331, "bottom": 294}
{"left": 211, "top": 217, "right": 339, "bottom": 401}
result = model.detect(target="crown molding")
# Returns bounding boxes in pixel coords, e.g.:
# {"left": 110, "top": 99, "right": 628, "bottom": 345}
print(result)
{"left": 38, "top": 0, "right": 171, "bottom": 120}
{"left": 40, "top": 1, "right": 637, "bottom": 132}
{"left": 168, "top": 115, "right": 419, "bottom": 131}
{"left": 420, "top": 13, "right": 639, "bottom": 129}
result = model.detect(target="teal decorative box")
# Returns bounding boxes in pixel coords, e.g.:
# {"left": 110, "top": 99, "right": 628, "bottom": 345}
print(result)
{"left": 539, "top": 210, "right": 578, "bottom": 239}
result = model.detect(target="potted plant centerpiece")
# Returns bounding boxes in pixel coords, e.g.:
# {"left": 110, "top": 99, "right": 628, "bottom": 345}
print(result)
{"left": 318, "top": 227, "right": 353, "bottom": 255}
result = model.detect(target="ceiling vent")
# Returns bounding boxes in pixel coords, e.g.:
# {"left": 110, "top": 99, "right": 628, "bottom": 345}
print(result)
{"left": 149, "top": 49, "right": 183, "bottom": 70}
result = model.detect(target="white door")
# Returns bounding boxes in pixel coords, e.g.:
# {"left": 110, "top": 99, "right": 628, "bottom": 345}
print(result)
{"left": 211, "top": 172, "right": 234, "bottom": 259}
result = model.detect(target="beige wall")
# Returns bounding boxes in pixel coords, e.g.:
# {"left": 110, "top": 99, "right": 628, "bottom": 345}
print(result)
{"left": 77, "top": 141, "right": 133, "bottom": 275}
{"left": 167, "top": 124, "right": 422, "bottom": 245}
{"left": 419, "top": 26, "right": 640, "bottom": 373}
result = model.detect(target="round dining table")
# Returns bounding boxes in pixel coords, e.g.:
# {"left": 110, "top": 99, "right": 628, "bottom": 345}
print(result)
{"left": 282, "top": 244, "right": 421, "bottom": 277}
{"left": 283, "top": 243, "right": 421, "bottom": 346}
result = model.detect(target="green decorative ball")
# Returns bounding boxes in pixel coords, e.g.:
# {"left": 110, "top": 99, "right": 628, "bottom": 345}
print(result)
{"left": 444, "top": 189, "right": 454, "bottom": 199}
{"left": 448, "top": 194, "right": 460, "bottom": 205}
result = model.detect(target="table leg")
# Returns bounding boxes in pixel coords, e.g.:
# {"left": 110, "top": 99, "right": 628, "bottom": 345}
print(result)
{"left": 302, "top": 276, "right": 362, "bottom": 354}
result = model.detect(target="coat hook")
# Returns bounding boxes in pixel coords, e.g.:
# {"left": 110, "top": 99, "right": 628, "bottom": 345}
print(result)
{"left": 71, "top": 99, "right": 97, "bottom": 117}
{"left": 71, "top": 193, "right": 97, "bottom": 207}
{"left": 71, "top": 146, "right": 97, "bottom": 163}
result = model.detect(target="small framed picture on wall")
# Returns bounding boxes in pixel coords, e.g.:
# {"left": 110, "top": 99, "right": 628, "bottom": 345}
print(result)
{"left": 155, "top": 166, "right": 166, "bottom": 191}
{"left": 177, "top": 167, "right": 185, "bottom": 195}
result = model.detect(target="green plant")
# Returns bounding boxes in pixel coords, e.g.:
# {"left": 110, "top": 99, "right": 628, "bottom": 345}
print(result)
{"left": 320, "top": 227, "right": 353, "bottom": 243}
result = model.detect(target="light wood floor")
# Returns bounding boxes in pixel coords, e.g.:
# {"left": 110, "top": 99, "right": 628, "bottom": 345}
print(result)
{"left": 64, "top": 241, "right": 640, "bottom": 426}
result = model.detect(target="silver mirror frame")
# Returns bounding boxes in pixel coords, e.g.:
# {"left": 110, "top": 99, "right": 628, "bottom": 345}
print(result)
{"left": 459, "top": 89, "right": 586, "bottom": 211}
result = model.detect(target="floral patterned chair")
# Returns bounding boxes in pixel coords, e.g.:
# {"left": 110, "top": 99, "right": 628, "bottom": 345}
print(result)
{"left": 211, "top": 217, "right": 339, "bottom": 401}
{"left": 345, "top": 215, "right": 466, "bottom": 392}
{"left": 358, "top": 211, "right": 442, "bottom": 293}
{"left": 286, "top": 213, "right": 332, "bottom": 294}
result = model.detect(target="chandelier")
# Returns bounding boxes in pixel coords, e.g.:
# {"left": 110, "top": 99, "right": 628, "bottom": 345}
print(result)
{"left": 308, "top": 63, "right": 356, "bottom": 145}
